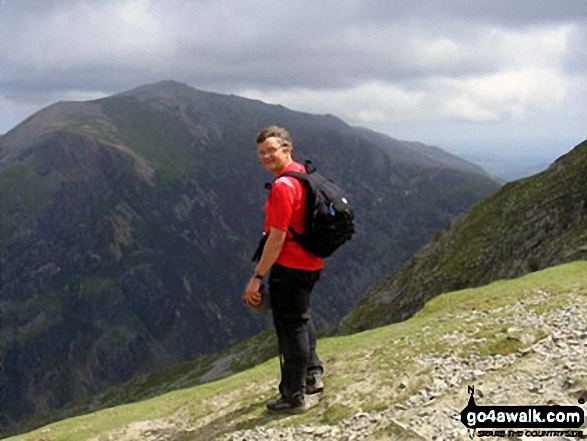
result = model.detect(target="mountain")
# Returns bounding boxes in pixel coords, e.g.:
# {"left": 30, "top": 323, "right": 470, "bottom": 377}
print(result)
{"left": 5, "top": 262, "right": 587, "bottom": 440}
{"left": 352, "top": 127, "right": 491, "bottom": 177}
{"left": 0, "top": 81, "right": 500, "bottom": 428}
{"left": 339, "top": 140, "right": 587, "bottom": 334}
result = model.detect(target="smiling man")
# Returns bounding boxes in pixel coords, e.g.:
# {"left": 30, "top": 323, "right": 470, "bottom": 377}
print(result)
{"left": 244, "top": 125, "right": 324, "bottom": 413}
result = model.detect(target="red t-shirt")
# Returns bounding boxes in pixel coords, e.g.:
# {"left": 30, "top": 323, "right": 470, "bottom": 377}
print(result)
{"left": 264, "top": 161, "right": 324, "bottom": 271}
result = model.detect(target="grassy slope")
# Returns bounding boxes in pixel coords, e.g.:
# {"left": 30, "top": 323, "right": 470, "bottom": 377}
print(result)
{"left": 339, "top": 141, "right": 587, "bottom": 334}
{"left": 5, "top": 261, "right": 586, "bottom": 441}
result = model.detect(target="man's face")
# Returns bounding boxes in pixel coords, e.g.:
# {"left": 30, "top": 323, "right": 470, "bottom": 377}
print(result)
{"left": 257, "top": 136, "right": 291, "bottom": 174}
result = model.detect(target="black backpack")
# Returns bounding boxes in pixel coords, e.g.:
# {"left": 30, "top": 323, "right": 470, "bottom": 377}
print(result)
{"left": 280, "top": 160, "right": 355, "bottom": 258}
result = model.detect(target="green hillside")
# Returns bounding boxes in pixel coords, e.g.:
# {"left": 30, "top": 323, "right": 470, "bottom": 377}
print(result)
{"left": 7, "top": 262, "right": 586, "bottom": 441}
{"left": 340, "top": 140, "right": 587, "bottom": 334}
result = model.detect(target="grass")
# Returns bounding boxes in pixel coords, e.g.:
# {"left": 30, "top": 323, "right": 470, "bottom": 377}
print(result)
{"left": 5, "top": 261, "right": 586, "bottom": 440}
{"left": 342, "top": 143, "right": 587, "bottom": 336}
{"left": 320, "top": 403, "right": 354, "bottom": 425}
{"left": 97, "top": 97, "right": 202, "bottom": 182}
{"left": 0, "top": 161, "right": 55, "bottom": 231}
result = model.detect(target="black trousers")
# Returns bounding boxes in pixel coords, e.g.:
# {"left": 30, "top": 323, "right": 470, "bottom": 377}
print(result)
{"left": 269, "top": 264, "right": 322, "bottom": 400}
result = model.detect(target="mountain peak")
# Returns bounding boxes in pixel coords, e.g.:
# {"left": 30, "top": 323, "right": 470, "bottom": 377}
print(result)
{"left": 110, "top": 80, "right": 212, "bottom": 107}
{"left": 119, "top": 80, "right": 198, "bottom": 98}
{"left": 1, "top": 81, "right": 501, "bottom": 432}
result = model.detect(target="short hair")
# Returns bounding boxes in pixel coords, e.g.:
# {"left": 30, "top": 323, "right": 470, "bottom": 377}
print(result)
{"left": 256, "top": 126, "right": 292, "bottom": 146}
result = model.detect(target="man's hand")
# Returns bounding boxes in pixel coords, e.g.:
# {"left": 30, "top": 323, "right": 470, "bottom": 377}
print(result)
{"left": 244, "top": 227, "right": 286, "bottom": 308}
{"left": 244, "top": 277, "right": 262, "bottom": 307}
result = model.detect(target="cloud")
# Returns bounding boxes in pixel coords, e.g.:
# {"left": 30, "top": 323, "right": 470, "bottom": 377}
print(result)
{"left": 238, "top": 22, "right": 576, "bottom": 125}
{"left": 0, "top": 0, "right": 584, "bottom": 153}
{"left": 353, "top": 0, "right": 584, "bottom": 27}
{"left": 2, "top": 0, "right": 171, "bottom": 87}
{"left": 2, "top": 0, "right": 581, "bottom": 94}
{"left": 240, "top": 64, "right": 570, "bottom": 127}
{"left": 562, "top": 23, "right": 587, "bottom": 76}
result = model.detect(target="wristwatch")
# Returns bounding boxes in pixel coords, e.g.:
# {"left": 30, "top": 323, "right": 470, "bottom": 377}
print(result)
{"left": 254, "top": 273, "right": 264, "bottom": 280}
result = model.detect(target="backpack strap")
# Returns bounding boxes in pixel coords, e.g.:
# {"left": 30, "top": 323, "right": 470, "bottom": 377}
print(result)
{"left": 279, "top": 170, "right": 308, "bottom": 183}
{"left": 263, "top": 170, "right": 307, "bottom": 190}
{"left": 274, "top": 171, "right": 310, "bottom": 241}
{"left": 288, "top": 225, "right": 301, "bottom": 239}
{"left": 265, "top": 160, "right": 317, "bottom": 239}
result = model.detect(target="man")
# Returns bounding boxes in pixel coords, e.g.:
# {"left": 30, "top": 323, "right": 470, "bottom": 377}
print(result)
{"left": 244, "top": 125, "right": 324, "bottom": 413}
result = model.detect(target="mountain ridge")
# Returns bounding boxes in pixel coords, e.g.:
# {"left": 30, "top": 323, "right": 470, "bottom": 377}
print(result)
{"left": 0, "top": 81, "right": 494, "bottom": 180}
{"left": 339, "top": 140, "right": 587, "bottom": 334}
{"left": 351, "top": 126, "right": 491, "bottom": 177}
{"left": 0, "top": 80, "right": 500, "bottom": 429}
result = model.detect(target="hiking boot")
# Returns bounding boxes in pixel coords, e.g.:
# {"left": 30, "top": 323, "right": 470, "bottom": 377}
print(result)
{"left": 266, "top": 394, "right": 308, "bottom": 414}
{"left": 306, "top": 370, "right": 324, "bottom": 395}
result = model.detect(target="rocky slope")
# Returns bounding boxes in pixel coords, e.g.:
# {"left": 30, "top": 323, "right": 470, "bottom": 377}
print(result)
{"left": 0, "top": 81, "right": 500, "bottom": 429}
{"left": 6, "top": 262, "right": 586, "bottom": 441}
{"left": 339, "top": 140, "right": 587, "bottom": 334}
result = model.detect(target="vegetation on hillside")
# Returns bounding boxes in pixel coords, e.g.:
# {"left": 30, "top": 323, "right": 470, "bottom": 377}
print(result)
{"left": 339, "top": 141, "right": 587, "bottom": 334}
{"left": 6, "top": 262, "right": 586, "bottom": 440}
{"left": 0, "top": 81, "right": 500, "bottom": 429}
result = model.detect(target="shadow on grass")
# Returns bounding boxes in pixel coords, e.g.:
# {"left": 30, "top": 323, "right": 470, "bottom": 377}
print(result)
{"left": 176, "top": 397, "right": 305, "bottom": 440}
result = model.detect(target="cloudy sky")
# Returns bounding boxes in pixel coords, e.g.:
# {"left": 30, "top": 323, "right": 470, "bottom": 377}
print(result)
{"left": 1, "top": 0, "right": 585, "bottom": 166}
